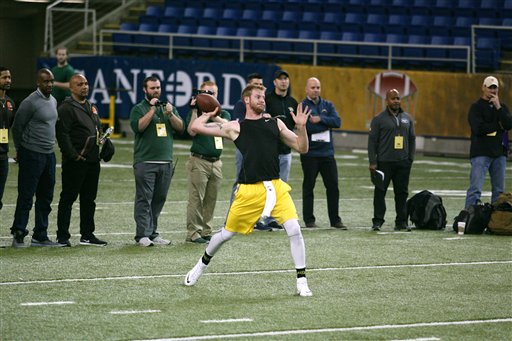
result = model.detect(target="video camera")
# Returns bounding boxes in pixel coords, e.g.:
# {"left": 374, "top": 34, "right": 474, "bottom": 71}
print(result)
{"left": 155, "top": 100, "right": 168, "bottom": 106}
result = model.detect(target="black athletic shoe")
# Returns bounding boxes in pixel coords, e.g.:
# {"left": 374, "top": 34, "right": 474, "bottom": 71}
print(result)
{"left": 80, "top": 236, "right": 107, "bottom": 246}
{"left": 371, "top": 223, "right": 382, "bottom": 231}
{"left": 57, "top": 240, "right": 72, "bottom": 247}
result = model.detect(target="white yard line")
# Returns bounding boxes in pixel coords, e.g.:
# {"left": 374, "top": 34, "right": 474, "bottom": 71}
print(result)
{"left": 200, "top": 318, "right": 253, "bottom": 324}
{"left": 1, "top": 260, "right": 510, "bottom": 286}
{"left": 20, "top": 301, "right": 75, "bottom": 306}
{"left": 134, "top": 318, "right": 512, "bottom": 341}
{"left": 110, "top": 310, "right": 161, "bottom": 315}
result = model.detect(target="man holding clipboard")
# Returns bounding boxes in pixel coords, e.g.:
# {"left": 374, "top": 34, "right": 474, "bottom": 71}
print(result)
{"left": 368, "top": 89, "right": 416, "bottom": 231}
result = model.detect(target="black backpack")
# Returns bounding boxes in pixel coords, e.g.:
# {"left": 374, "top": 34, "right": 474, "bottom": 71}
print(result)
{"left": 452, "top": 202, "right": 493, "bottom": 234}
{"left": 407, "top": 190, "right": 447, "bottom": 230}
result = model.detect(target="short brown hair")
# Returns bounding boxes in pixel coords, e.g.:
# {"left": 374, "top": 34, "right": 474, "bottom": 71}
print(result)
{"left": 242, "top": 84, "right": 266, "bottom": 99}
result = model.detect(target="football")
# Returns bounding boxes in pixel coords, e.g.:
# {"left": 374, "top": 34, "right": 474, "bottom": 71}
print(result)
{"left": 196, "top": 93, "right": 221, "bottom": 115}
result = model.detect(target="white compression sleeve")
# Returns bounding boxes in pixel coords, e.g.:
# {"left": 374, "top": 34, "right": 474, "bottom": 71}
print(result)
{"left": 283, "top": 219, "right": 306, "bottom": 269}
{"left": 205, "top": 227, "right": 235, "bottom": 256}
{"left": 261, "top": 181, "right": 277, "bottom": 217}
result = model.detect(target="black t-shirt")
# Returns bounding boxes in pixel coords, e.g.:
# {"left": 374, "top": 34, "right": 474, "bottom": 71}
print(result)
{"left": 234, "top": 118, "right": 280, "bottom": 184}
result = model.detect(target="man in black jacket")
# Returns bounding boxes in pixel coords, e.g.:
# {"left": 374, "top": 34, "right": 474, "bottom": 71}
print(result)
{"left": 265, "top": 70, "right": 298, "bottom": 183}
{"left": 55, "top": 73, "right": 108, "bottom": 246}
{"left": 465, "top": 76, "right": 512, "bottom": 208}
{"left": 0, "top": 66, "right": 14, "bottom": 211}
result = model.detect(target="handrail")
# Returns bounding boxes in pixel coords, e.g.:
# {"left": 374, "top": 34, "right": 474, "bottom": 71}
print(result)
{"left": 471, "top": 24, "right": 512, "bottom": 73}
{"left": 100, "top": 29, "right": 472, "bottom": 73}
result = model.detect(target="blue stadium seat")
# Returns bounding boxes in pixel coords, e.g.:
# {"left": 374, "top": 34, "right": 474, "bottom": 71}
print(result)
{"left": 457, "top": 0, "right": 478, "bottom": 17}
{"left": 430, "top": 16, "right": 453, "bottom": 36}
{"left": 113, "top": 23, "right": 138, "bottom": 53}
{"left": 408, "top": 15, "right": 431, "bottom": 35}
{"left": 302, "top": 11, "right": 318, "bottom": 23}
{"left": 160, "top": 6, "right": 184, "bottom": 25}
{"left": 450, "top": 36, "right": 471, "bottom": 61}
{"left": 480, "top": 0, "right": 501, "bottom": 18}
{"left": 432, "top": 0, "right": 454, "bottom": 16}
{"left": 426, "top": 36, "right": 452, "bottom": 67}
{"left": 321, "top": 12, "right": 344, "bottom": 32}
{"left": 452, "top": 16, "right": 477, "bottom": 37}
{"left": 365, "top": 14, "right": 385, "bottom": 34}
{"left": 154, "top": 24, "right": 177, "bottom": 55}
{"left": 317, "top": 31, "right": 342, "bottom": 64}
{"left": 139, "top": 5, "right": 162, "bottom": 24}
{"left": 236, "top": 26, "right": 256, "bottom": 36}
{"left": 412, "top": 0, "right": 434, "bottom": 15}
{"left": 242, "top": 9, "right": 261, "bottom": 21}
{"left": 298, "top": 30, "right": 319, "bottom": 40}
{"left": 261, "top": 10, "right": 280, "bottom": 22}
{"left": 402, "top": 35, "right": 428, "bottom": 67}
{"left": 133, "top": 23, "right": 158, "bottom": 53}
{"left": 222, "top": 8, "right": 242, "bottom": 21}
{"left": 203, "top": 8, "right": 222, "bottom": 20}
{"left": 174, "top": 25, "right": 196, "bottom": 57}
{"left": 505, "top": 0, "right": 512, "bottom": 17}
{"left": 360, "top": 33, "right": 386, "bottom": 65}
{"left": 282, "top": 10, "right": 301, "bottom": 23}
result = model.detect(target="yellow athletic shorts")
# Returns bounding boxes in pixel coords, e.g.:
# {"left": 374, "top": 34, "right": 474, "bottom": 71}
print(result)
{"left": 225, "top": 179, "right": 298, "bottom": 235}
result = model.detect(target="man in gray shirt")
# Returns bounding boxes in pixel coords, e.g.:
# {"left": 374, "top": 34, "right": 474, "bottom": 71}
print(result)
{"left": 368, "top": 89, "right": 416, "bottom": 232}
{"left": 11, "top": 68, "right": 61, "bottom": 247}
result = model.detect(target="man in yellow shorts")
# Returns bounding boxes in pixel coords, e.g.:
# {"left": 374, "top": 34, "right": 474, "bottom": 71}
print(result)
{"left": 184, "top": 84, "right": 313, "bottom": 297}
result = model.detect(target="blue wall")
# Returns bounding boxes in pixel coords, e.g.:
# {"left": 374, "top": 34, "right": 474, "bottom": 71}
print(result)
{"left": 38, "top": 56, "right": 279, "bottom": 119}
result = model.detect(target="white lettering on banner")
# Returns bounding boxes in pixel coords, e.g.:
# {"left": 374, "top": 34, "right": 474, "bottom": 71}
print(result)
{"left": 194, "top": 72, "right": 215, "bottom": 88}
{"left": 113, "top": 68, "right": 140, "bottom": 104}
{"left": 89, "top": 69, "right": 109, "bottom": 104}
{"left": 166, "top": 71, "right": 192, "bottom": 107}
{"left": 84, "top": 67, "right": 247, "bottom": 109}
{"left": 222, "top": 73, "right": 246, "bottom": 110}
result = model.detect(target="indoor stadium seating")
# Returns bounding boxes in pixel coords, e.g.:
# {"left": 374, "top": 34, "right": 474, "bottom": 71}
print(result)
{"left": 110, "top": 0, "right": 510, "bottom": 71}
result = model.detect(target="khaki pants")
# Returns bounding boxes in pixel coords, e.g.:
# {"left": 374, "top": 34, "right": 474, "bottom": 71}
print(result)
{"left": 186, "top": 156, "right": 223, "bottom": 241}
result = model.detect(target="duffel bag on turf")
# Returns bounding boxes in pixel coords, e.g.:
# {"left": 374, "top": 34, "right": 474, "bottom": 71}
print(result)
{"left": 488, "top": 193, "right": 512, "bottom": 236}
{"left": 452, "top": 202, "right": 493, "bottom": 234}
{"left": 407, "top": 190, "right": 447, "bottom": 229}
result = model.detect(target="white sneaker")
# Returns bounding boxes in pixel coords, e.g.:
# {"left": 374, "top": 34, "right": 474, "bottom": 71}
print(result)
{"left": 138, "top": 237, "right": 154, "bottom": 247}
{"left": 296, "top": 277, "right": 313, "bottom": 297}
{"left": 152, "top": 236, "right": 171, "bottom": 245}
{"left": 184, "top": 259, "right": 208, "bottom": 286}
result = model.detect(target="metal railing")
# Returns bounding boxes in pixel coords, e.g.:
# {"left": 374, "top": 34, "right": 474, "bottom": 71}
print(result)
{"left": 99, "top": 29, "right": 472, "bottom": 73}
{"left": 44, "top": 0, "right": 135, "bottom": 56}
{"left": 471, "top": 24, "right": 512, "bottom": 73}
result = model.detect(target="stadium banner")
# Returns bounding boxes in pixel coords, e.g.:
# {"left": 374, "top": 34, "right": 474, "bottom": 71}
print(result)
{"left": 38, "top": 56, "right": 279, "bottom": 119}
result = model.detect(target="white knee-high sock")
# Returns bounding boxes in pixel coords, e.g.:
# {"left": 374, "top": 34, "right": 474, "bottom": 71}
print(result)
{"left": 283, "top": 219, "right": 306, "bottom": 269}
{"left": 205, "top": 227, "right": 235, "bottom": 257}
{"left": 261, "top": 181, "right": 277, "bottom": 217}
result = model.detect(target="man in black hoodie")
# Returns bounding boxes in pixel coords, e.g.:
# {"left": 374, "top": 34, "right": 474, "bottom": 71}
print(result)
{"left": 56, "top": 73, "right": 108, "bottom": 246}
{"left": 465, "top": 76, "right": 512, "bottom": 208}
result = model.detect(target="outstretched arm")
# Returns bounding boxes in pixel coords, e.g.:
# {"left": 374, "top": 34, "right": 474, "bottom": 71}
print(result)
{"left": 190, "top": 108, "right": 239, "bottom": 141}
{"left": 279, "top": 103, "right": 310, "bottom": 153}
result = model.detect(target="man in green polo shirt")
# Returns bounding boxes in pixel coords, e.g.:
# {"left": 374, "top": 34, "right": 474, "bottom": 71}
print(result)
{"left": 51, "top": 47, "right": 75, "bottom": 105}
{"left": 185, "top": 81, "right": 231, "bottom": 243}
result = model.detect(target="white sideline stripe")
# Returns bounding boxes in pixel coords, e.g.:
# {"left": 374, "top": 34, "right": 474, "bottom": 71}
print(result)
{"left": 390, "top": 337, "right": 440, "bottom": 341}
{"left": 200, "top": 318, "right": 253, "bottom": 324}
{"left": 135, "top": 318, "right": 512, "bottom": 341}
{"left": 20, "top": 301, "right": 75, "bottom": 306}
{"left": 1, "top": 260, "right": 510, "bottom": 286}
{"left": 110, "top": 310, "right": 160, "bottom": 315}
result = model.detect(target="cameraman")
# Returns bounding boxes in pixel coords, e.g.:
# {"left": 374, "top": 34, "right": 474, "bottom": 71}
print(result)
{"left": 129, "top": 76, "right": 184, "bottom": 247}
{"left": 185, "top": 81, "right": 231, "bottom": 243}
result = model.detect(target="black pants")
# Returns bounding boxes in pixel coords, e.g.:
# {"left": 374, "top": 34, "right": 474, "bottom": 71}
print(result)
{"left": 372, "top": 159, "right": 412, "bottom": 226}
{"left": 57, "top": 160, "right": 100, "bottom": 241}
{"left": 300, "top": 155, "right": 341, "bottom": 226}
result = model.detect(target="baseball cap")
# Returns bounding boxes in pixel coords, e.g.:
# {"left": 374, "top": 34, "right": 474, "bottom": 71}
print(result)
{"left": 483, "top": 76, "right": 499, "bottom": 88}
{"left": 274, "top": 70, "right": 289, "bottom": 79}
